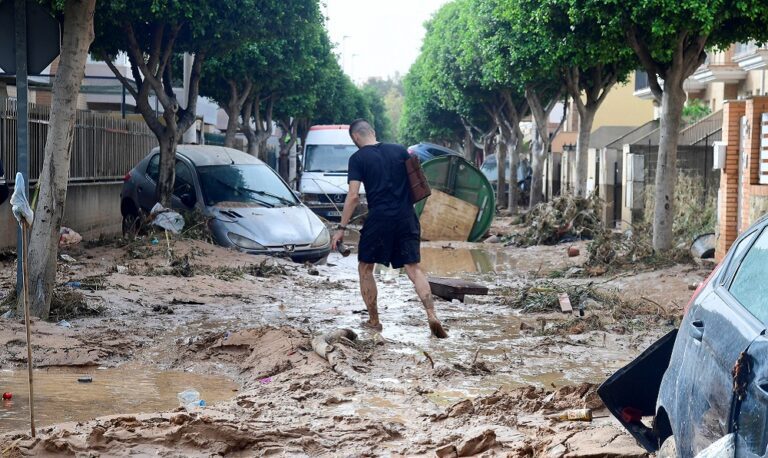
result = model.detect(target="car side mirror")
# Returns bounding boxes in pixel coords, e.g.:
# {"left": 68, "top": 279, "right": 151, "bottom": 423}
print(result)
{"left": 294, "top": 190, "right": 302, "bottom": 199}
{"left": 180, "top": 193, "right": 196, "bottom": 208}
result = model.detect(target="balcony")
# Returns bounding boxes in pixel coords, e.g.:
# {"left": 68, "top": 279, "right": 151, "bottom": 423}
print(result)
{"left": 692, "top": 46, "right": 746, "bottom": 83}
{"left": 733, "top": 41, "right": 768, "bottom": 71}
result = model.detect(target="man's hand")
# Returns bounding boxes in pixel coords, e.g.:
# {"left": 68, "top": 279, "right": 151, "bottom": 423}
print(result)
{"left": 331, "top": 229, "right": 344, "bottom": 251}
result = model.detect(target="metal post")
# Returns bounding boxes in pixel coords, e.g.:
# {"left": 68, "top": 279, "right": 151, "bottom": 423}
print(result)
{"left": 15, "top": 0, "right": 28, "bottom": 297}
{"left": 121, "top": 84, "right": 126, "bottom": 119}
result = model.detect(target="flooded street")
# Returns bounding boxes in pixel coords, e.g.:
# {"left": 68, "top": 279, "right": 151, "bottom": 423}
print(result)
{"left": 0, "top": 231, "right": 710, "bottom": 456}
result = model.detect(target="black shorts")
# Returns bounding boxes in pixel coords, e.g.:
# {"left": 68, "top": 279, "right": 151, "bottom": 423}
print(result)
{"left": 358, "top": 211, "right": 420, "bottom": 269}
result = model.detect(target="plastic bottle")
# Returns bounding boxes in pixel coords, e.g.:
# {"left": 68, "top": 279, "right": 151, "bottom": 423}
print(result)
{"left": 177, "top": 389, "right": 201, "bottom": 411}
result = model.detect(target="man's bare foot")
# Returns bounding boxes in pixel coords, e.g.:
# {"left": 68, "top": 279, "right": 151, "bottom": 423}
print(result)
{"left": 429, "top": 319, "right": 448, "bottom": 338}
{"left": 361, "top": 320, "right": 383, "bottom": 332}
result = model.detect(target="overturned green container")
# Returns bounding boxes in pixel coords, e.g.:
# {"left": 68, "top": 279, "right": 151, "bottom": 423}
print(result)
{"left": 415, "top": 155, "right": 496, "bottom": 242}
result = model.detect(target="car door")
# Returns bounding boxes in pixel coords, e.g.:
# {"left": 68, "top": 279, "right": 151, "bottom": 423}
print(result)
{"left": 137, "top": 153, "right": 161, "bottom": 211}
{"left": 676, "top": 228, "right": 763, "bottom": 456}
{"left": 171, "top": 159, "right": 198, "bottom": 210}
{"left": 725, "top": 226, "right": 768, "bottom": 457}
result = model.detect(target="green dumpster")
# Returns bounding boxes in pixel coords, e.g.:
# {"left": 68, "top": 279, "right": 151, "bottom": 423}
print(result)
{"left": 415, "top": 155, "right": 496, "bottom": 242}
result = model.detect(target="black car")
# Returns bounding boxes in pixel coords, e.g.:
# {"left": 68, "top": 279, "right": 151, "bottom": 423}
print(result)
{"left": 407, "top": 142, "right": 461, "bottom": 163}
{"left": 600, "top": 214, "right": 768, "bottom": 457}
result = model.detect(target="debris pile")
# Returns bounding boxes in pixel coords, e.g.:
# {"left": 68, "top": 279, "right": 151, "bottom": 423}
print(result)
{"left": 499, "top": 281, "right": 601, "bottom": 313}
{"left": 586, "top": 224, "right": 691, "bottom": 274}
{"left": 508, "top": 195, "right": 602, "bottom": 247}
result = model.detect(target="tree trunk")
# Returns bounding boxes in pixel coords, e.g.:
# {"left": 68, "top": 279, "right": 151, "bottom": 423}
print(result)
{"left": 573, "top": 107, "right": 596, "bottom": 197}
{"left": 224, "top": 101, "right": 239, "bottom": 148}
{"left": 652, "top": 79, "right": 686, "bottom": 251}
{"left": 507, "top": 137, "right": 521, "bottom": 213}
{"left": 496, "top": 134, "right": 507, "bottom": 209}
{"left": 26, "top": 0, "right": 96, "bottom": 319}
{"left": 530, "top": 126, "right": 546, "bottom": 208}
{"left": 278, "top": 121, "right": 297, "bottom": 182}
{"left": 157, "top": 132, "right": 177, "bottom": 207}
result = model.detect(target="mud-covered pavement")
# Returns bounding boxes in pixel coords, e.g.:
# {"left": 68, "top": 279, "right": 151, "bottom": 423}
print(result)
{"left": 0, "top": 222, "right": 713, "bottom": 456}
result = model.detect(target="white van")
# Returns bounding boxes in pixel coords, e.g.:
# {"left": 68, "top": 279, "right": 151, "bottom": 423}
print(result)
{"left": 299, "top": 125, "right": 366, "bottom": 220}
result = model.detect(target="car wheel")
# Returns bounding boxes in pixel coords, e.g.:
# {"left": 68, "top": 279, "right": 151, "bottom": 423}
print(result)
{"left": 657, "top": 436, "right": 677, "bottom": 458}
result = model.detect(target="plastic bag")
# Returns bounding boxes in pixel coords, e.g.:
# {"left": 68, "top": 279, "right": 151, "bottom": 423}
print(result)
{"left": 10, "top": 173, "right": 33, "bottom": 225}
{"left": 150, "top": 203, "right": 184, "bottom": 234}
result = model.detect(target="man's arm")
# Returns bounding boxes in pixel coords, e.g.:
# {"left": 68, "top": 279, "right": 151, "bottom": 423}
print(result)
{"left": 331, "top": 180, "right": 361, "bottom": 249}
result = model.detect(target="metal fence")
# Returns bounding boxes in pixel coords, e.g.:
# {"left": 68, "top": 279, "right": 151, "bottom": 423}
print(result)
{"left": 0, "top": 97, "right": 158, "bottom": 183}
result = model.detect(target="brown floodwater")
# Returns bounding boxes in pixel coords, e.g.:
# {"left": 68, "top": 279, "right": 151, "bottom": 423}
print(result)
{"left": 0, "top": 366, "right": 238, "bottom": 433}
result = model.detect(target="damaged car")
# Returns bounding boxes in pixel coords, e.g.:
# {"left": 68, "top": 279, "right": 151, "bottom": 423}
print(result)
{"left": 121, "top": 145, "right": 331, "bottom": 264}
{"left": 600, "top": 215, "right": 768, "bottom": 457}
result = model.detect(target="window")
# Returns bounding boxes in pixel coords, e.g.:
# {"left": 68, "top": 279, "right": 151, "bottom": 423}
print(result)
{"left": 730, "top": 228, "right": 768, "bottom": 323}
{"left": 304, "top": 145, "right": 359, "bottom": 173}
{"left": 146, "top": 154, "right": 160, "bottom": 182}
{"left": 174, "top": 161, "right": 194, "bottom": 196}
{"left": 197, "top": 164, "right": 298, "bottom": 207}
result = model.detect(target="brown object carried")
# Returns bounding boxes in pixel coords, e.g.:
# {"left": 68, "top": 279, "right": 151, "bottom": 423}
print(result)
{"left": 405, "top": 155, "right": 431, "bottom": 203}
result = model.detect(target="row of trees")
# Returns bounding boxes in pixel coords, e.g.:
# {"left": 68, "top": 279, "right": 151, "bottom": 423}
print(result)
{"left": 402, "top": 0, "right": 768, "bottom": 249}
{"left": 26, "top": 0, "right": 388, "bottom": 318}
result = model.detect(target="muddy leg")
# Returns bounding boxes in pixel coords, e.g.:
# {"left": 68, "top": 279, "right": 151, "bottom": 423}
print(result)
{"left": 404, "top": 263, "right": 448, "bottom": 338}
{"left": 358, "top": 262, "right": 382, "bottom": 331}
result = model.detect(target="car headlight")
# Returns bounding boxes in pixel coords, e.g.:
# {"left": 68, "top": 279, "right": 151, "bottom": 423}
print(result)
{"left": 228, "top": 233, "right": 265, "bottom": 250}
{"left": 311, "top": 228, "right": 330, "bottom": 248}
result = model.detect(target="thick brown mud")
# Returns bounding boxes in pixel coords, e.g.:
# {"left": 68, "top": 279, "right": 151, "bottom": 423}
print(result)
{"left": 0, "top": 232, "right": 711, "bottom": 456}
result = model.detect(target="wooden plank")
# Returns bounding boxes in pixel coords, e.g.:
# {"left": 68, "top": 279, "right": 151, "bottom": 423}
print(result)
{"left": 558, "top": 293, "right": 573, "bottom": 313}
{"left": 419, "top": 189, "right": 479, "bottom": 241}
{"left": 428, "top": 276, "right": 489, "bottom": 303}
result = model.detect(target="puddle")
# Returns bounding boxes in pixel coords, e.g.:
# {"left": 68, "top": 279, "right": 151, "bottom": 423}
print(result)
{"left": 419, "top": 247, "right": 511, "bottom": 275}
{"left": 0, "top": 366, "right": 238, "bottom": 433}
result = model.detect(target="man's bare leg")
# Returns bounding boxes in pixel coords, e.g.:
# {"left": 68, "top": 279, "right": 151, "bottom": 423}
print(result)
{"left": 404, "top": 263, "right": 448, "bottom": 338}
{"left": 358, "top": 262, "right": 382, "bottom": 331}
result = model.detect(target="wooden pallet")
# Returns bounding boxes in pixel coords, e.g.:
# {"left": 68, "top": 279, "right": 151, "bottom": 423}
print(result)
{"left": 428, "top": 277, "right": 489, "bottom": 302}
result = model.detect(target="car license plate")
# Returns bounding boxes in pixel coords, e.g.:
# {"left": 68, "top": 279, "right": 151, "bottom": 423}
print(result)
{"left": 327, "top": 211, "right": 341, "bottom": 217}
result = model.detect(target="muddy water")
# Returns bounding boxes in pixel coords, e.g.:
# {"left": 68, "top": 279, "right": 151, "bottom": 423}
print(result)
{"left": 0, "top": 366, "right": 238, "bottom": 433}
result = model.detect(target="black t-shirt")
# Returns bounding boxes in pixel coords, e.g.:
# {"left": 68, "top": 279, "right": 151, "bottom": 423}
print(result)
{"left": 348, "top": 143, "right": 412, "bottom": 218}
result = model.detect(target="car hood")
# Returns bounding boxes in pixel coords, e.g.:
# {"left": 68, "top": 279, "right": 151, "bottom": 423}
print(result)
{"left": 209, "top": 204, "right": 326, "bottom": 246}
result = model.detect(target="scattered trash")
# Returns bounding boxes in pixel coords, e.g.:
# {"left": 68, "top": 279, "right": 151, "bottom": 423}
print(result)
{"left": 689, "top": 282, "right": 700, "bottom": 291}
{"left": 177, "top": 389, "right": 203, "bottom": 411}
{"left": 558, "top": 293, "right": 573, "bottom": 313}
{"left": 59, "top": 254, "right": 78, "bottom": 263}
{"left": 1, "top": 310, "right": 13, "bottom": 319}
{"left": 59, "top": 227, "right": 82, "bottom": 248}
{"left": 150, "top": 203, "right": 185, "bottom": 234}
{"left": 65, "top": 281, "right": 82, "bottom": 288}
{"left": 308, "top": 267, "right": 320, "bottom": 276}
{"left": 56, "top": 320, "right": 72, "bottom": 328}
{"left": 567, "top": 246, "right": 580, "bottom": 257}
{"left": 77, "top": 376, "right": 93, "bottom": 383}
{"left": 546, "top": 408, "right": 593, "bottom": 422}
{"left": 690, "top": 233, "right": 716, "bottom": 259}
{"left": 152, "top": 304, "right": 174, "bottom": 314}
{"left": 259, "top": 377, "right": 272, "bottom": 385}
{"left": 2, "top": 392, "right": 11, "bottom": 400}
{"left": 116, "top": 265, "right": 128, "bottom": 274}
{"left": 151, "top": 237, "right": 159, "bottom": 245}
{"left": 428, "top": 277, "right": 488, "bottom": 303}
{"left": 10, "top": 172, "right": 34, "bottom": 225}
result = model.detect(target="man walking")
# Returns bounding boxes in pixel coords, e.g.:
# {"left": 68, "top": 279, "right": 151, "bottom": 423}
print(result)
{"left": 331, "top": 119, "right": 448, "bottom": 338}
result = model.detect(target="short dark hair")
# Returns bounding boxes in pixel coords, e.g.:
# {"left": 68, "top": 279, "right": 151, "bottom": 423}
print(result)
{"left": 349, "top": 119, "right": 374, "bottom": 137}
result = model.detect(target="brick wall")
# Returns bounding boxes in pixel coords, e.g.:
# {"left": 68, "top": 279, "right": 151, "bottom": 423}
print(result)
{"left": 716, "top": 100, "right": 745, "bottom": 261}
{"left": 717, "top": 97, "right": 768, "bottom": 261}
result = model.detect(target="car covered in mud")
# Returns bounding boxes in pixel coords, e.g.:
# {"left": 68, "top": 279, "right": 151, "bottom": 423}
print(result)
{"left": 121, "top": 145, "right": 331, "bottom": 264}
{"left": 599, "top": 215, "right": 768, "bottom": 457}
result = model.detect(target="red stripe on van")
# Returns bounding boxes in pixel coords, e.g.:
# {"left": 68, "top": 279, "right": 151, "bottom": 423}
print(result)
{"left": 309, "top": 125, "right": 350, "bottom": 131}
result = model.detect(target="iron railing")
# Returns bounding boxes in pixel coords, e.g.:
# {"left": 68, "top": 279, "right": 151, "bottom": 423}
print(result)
{"left": 0, "top": 97, "right": 157, "bottom": 184}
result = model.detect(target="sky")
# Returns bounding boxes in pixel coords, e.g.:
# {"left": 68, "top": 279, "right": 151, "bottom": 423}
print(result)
{"left": 323, "top": 0, "right": 449, "bottom": 83}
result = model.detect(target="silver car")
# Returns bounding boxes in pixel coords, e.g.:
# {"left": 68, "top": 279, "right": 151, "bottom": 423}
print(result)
{"left": 120, "top": 145, "right": 331, "bottom": 264}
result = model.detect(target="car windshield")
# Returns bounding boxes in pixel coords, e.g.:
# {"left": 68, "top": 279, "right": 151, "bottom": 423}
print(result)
{"left": 480, "top": 157, "right": 512, "bottom": 181}
{"left": 197, "top": 164, "right": 298, "bottom": 207}
{"left": 304, "top": 144, "right": 358, "bottom": 173}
